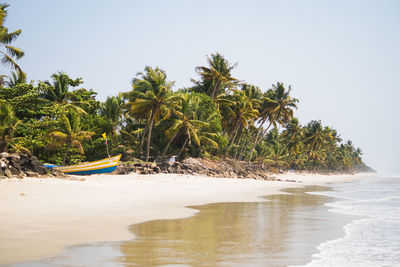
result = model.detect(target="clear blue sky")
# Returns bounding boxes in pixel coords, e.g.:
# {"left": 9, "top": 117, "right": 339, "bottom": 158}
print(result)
{"left": 2, "top": 0, "right": 400, "bottom": 173}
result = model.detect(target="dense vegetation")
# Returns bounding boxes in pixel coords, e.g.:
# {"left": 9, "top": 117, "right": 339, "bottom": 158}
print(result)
{"left": 0, "top": 4, "right": 369, "bottom": 172}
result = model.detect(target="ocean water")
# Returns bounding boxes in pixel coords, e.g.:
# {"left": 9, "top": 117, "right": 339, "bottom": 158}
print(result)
{"left": 298, "top": 174, "right": 400, "bottom": 267}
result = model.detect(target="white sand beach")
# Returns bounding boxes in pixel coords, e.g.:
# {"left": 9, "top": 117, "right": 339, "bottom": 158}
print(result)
{"left": 0, "top": 172, "right": 373, "bottom": 265}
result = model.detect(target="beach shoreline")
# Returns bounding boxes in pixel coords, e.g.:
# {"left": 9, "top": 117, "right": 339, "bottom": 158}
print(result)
{"left": 0, "top": 172, "right": 374, "bottom": 265}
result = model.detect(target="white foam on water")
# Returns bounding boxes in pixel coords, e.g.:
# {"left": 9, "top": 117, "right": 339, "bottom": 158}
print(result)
{"left": 294, "top": 175, "right": 400, "bottom": 267}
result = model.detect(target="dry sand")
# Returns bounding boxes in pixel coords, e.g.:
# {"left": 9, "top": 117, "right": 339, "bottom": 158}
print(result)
{"left": 0, "top": 172, "right": 374, "bottom": 265}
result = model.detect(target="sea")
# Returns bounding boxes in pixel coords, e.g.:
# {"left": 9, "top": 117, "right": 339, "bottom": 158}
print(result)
{"left": 298, "top": 174, "right": 400, "bottom": 267}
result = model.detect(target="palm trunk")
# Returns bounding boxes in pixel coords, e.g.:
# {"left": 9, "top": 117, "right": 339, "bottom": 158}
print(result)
{"left": 238, "top": 118, "right": 266, "bottom": 160}
{"left": 246, "top": 109, "right": 283, "bottom": 162}
{"left": 62, "top": 142, "right": 72, "bottom": 165}
{"left": 233, "top": 130, "right": 245, "bottom": 159}
{"left": 0, "top": 141, "right": 8, "bottom": 152}
{"left": 280, "top": 133, "right": 296, "bottom": 156}
{"left": 161, "top": 130, "right": 180, "bottom": 161}
{"left": 145, "top": 111, "right": 157, "bottom": 162}
{"left": 245, "top": 121, "right": 273, "bottom": 162}
{"left": 211, "top": 79, "right": 221, "bottom": 99}
{"left": 177, "top": 137, "right": 189, "bottom": 159}
{"left": 226, "top": 120, "right": 241, "bottom": 152}
{"left": 139, "top": 119, "right": 149, "bottom": 156}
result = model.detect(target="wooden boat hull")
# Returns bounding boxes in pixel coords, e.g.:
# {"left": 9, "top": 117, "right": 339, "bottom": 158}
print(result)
{"left": 51, "top": 155, "right": 121, "bottom": 175}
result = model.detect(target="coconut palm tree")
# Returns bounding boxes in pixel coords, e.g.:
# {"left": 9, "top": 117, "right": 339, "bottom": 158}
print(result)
{"left": 279, "top": 117, "right": 304, "bottom": 156}
{"left": 303, "top": 120, "right": 328, "bottom": 152}
{"left": 0, "top": 101, "right": 20, "bottom": 152}
{"left": 125, "top": 66, "right": 181, "bottom": 161}
{"left": 5, "top": 71, "right": 26, "bottom": 87}
{"left": 39, "top": 72, "right": 87, "bottom": 115}
{"left": 160, "top": 93, "right": 218, "bottom": 160}
{"left": 193, "top": 53, "right": 239, "bottom": 98}
{"left": 244, "top": 82, "right": 298, "bottom": 161}
{"left": 47, "top": 111, "right": 94, "bottom": 164}
{"left": 100, "top": 93, "right": 124, "bottom": 133}
{"left": 0, "top": 4, "right": 25, "bottom": 76}
{"left": 225, "top": 89, "right": 259, "bottom": 152}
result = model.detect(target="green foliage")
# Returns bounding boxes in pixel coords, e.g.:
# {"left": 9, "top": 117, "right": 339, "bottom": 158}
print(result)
{"left": 0, "top": 4, "right": 25, "bottom": 76}
{"left": 0, "top": 16, "right": 367, "bottom": 174}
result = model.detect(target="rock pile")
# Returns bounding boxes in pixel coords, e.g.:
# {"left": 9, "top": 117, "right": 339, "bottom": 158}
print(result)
{"left": 0, "top": 152, "right": 64, "bottom": 179}
{"left": 114, "top": 157, "right": 295, "bottom": 181}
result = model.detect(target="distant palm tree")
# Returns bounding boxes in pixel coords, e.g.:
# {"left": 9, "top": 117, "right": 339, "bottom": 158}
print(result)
{"left": 280, "top": 117, "right": 303, "bottom": 156}
{"left": 161, "top": 93, "right": 214, "bottom": 160}
{"left": 0, "top": 101, "right": 20, "bottom": 152}
{"left": 0, "top": 4, "right": 25, "bottom": 76}
{"left": 100, "top": 93, "right": 124, "bottom": 133}
{"left": 245, "top": 82, "right": 298, "bottom": 161}
{"left": 303, "top": 120, "right": 328, "bottom": 152}
{"left": 194, "top": 53, "right": 239, "bottom": 98}
{"left": 39, "top": 72, "right": 86, "bottom": 114}
{"left": 5, "top": 71, "right": 26, "bottom": 87}
{"left": 48, "top": 111, "right": 94, "bottom": 164}
{"left": 126, "top": 66, "right": 181, "bottom": 161}
{"left": 226, "top": 89, "right": 259, "bottom": 152}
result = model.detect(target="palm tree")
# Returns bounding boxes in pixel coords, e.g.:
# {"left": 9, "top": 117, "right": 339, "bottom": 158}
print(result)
{"left": 0, "top": 4, "right": 25, "bottom": 76}
{"left": 279, "top": 117, "right": 303, "bottom": 156}
{"left": 47, "top": 111, "right": 94, "bottom": 165}
{"left": 5, "top": 71, "right": 26, "bottom": 87}
{"left": 40, "top": 72, "right": 82, "bottom": 102}
{"left": 244, "top": 82, "right": 298, "bottom": 161}
{"left": 225, "top": 89, "right": 259, "bottom": 152}
{"left": 125, "top": 66, "right": 180, "bottom": 161}
{"left": 193, "top": 53, "right": 239, "bottom": 98}
{"left": 100, "top": 93, "right": 124, "bottom": 133}
{"left": 0, "top": 101, "right": 20, "bottom": 152}
{"left": 161, "top": 93, "right": 216, "bottom": 160}
{"left": 39, "top": 72, "right": 86, "bottom": 115}
{"left": 303, "top": 120, "right": 328, "bottom": 152}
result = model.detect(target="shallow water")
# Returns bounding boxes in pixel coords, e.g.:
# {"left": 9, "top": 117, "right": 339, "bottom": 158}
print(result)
{"left": 15, "top": 186, "right": 356, "bottom": 267}
{"left": 299, "top": 174, "right": 400, "bottom": 267}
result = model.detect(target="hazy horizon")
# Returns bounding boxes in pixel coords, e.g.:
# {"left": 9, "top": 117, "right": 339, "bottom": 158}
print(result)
{"left": 2, "top": 0, "right": 399, "bottom": 173}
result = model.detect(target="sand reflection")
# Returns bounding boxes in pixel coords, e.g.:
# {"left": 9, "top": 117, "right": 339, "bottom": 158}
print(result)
{"left": 116, "top": 186, "right": 352, "bottom": 267}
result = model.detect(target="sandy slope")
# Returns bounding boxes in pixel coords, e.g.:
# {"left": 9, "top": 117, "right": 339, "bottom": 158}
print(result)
{"left": 0, "top": 172, "right": 373, "bottom": 265}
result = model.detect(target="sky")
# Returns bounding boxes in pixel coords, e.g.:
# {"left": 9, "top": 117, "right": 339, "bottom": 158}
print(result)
{"left": 2, "top": 0, "right": 400, "bottom": 173}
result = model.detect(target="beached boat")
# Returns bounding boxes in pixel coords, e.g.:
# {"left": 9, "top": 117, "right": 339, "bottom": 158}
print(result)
{"left": 44, "top": 155, "right": 121, "bottom": 175}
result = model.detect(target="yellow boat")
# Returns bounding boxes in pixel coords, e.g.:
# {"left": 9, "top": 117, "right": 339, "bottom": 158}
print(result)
{"left": 44, "top": 155, "right": 121, "bottom": 175}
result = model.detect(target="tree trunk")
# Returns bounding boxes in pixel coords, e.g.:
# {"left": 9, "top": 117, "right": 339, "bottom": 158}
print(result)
{"left": 211, "top": 79, "right": 222, "bottom": 99}
{"left": 0, "top": 141, "right": 8, "bottom": 152}
{"left": 145, "top": 111, "right": 157, "bottom": 162}
{"left": 177, "top": 137, "right": 189, "bottom": 159}
{"left": 226, "top": 120, "right": 241, "bottom": 152}
{"left": 62, "top": 142, "right": 72, "bottom": 165}
{"left": 161, "top": 130, "right": 180, "bottom": 161}
{"left": 238, "top": 118, "right": 266, "bottom": 160}
{"left": 139, "top": 119, "right": 149, "bottom": 156}
{"left": 280, "top": 133, "right": 296, "bottom": 156}
{"left": 245, "top": 121, "right": 273, "bottom": 162}
{"left": 233, "top": 130, "right": 245, "bottom": 159}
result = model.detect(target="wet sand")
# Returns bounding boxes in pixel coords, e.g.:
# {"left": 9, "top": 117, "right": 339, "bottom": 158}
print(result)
{"left": 0, "top": 172, "right": 372, "bottom": 265}
{"left": 14, "top": 186, "right": 358, "bottom": 267}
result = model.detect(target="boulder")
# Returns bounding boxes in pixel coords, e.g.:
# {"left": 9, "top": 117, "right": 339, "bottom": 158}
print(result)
{"left": 25, "top": 171, "right": 39, "bottom": 178}
{"left": 4, "top": 169, "right": 12, "bottom": 178}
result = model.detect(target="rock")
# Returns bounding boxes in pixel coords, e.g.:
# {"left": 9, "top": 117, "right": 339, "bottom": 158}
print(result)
{"left": 0, "top": 158, "right": 8, "bottom": 168}
{"left": 25, "top": 171, "right": 39, "bottom": 178}
{"left": 4, "top": 169, "right": 12, "bottom": 178}
{"left": 10, "top": 166, "right": 20, "bottom": 175}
